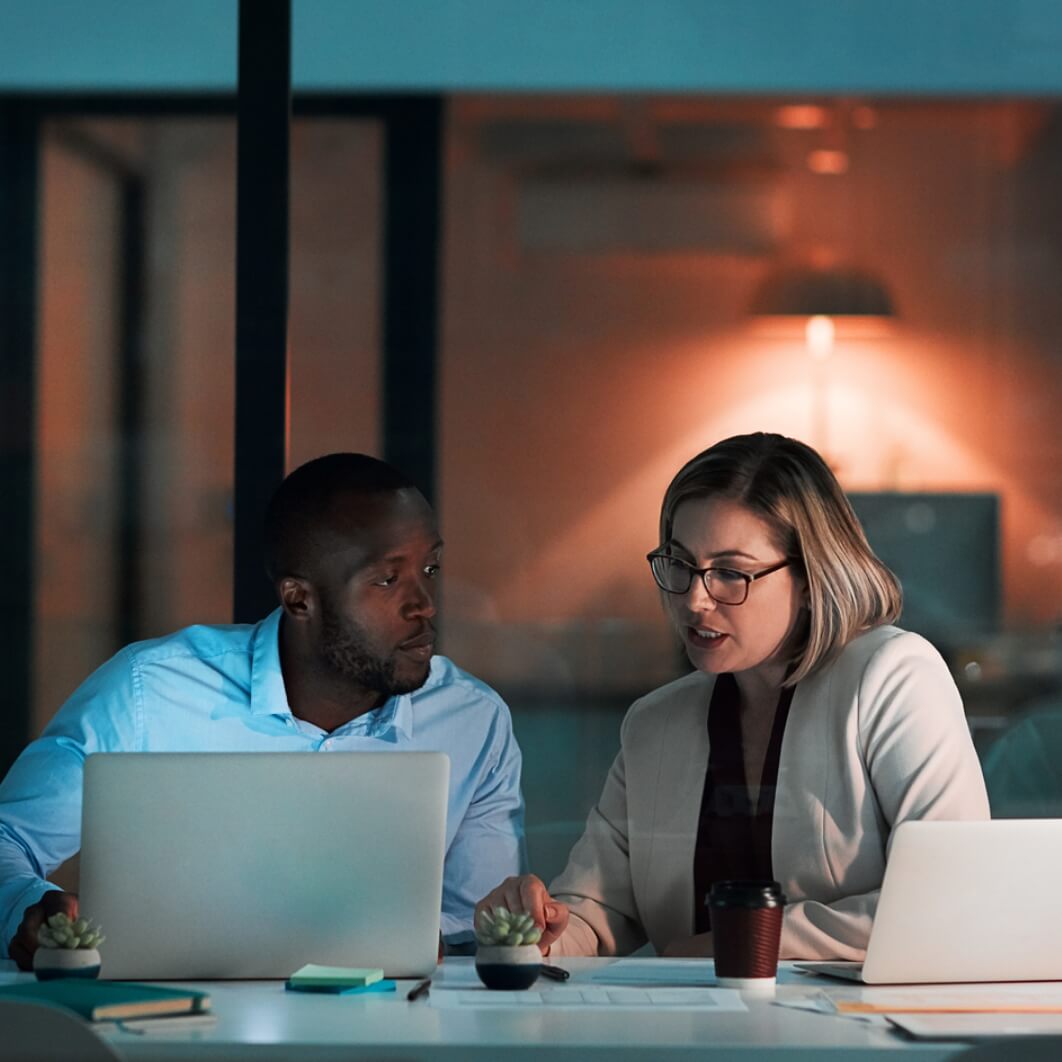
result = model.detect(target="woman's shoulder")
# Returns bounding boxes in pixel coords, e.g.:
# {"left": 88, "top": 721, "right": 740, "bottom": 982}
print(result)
{"left": 838, "top": 625, "right": 945, "bottom": 667}
{"left": 820, "top": 625, "right": 953, "bottom": 695}
{"left": 621, "top": 669, "right": 714, "bottom": 739}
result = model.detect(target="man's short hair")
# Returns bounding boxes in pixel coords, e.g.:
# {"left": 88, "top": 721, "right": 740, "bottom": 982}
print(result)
{"left": 263, "top": 453, "right": 416, "bottom": 581}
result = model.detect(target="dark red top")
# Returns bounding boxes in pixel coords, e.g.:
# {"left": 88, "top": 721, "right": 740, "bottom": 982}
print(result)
{"left": 693, "top": 672, "right": 794, "bottom": 934}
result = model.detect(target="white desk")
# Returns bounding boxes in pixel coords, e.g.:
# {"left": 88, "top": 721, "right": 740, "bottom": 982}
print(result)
{"left": 68, "top": 959, "right": 981, "bottom": 1061}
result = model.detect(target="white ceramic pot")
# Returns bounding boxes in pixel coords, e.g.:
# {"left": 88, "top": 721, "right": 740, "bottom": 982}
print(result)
{"left": 475, "top": 943, "right": 542, "bottom": 990}
{"left": 33, "top": 947, "right": 102, "bottom": 981}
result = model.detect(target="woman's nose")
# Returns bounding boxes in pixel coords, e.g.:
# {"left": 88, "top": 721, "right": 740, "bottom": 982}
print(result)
{"left": 685, "top": 575, "right": 717, "bottom": 612}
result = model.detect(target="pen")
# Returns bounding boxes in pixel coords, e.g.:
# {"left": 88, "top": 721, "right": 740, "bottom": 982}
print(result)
{"left": 407, "top": 978, "right": 431, "bottom": 1001}
{"left": 539, "top": 964, "right": 570, "bottom": 982}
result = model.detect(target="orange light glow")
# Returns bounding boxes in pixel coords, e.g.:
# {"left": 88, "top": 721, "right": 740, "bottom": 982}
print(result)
{"left": 807, "top": 149, "right": 849, "bottom": 175}
{"left": 444, "top": 317, "right": 1062, "bottom": 630}
{"left": 805, "top": 315, "right": 836, "bottom": 359}
{"left": 775, "top": 104, "right": 829, "bottom": 130}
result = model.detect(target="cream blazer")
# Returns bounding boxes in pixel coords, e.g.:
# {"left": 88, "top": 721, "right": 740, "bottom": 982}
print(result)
{"left": 548, "top": 626, "right": 990, "bottom": 960}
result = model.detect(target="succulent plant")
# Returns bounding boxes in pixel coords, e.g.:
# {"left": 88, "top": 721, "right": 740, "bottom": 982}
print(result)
{"left": 37, "top": 912, "right": 105, "bottom": 951}
{"left": 475, "top": 906, "right": 542, "bottom": 947}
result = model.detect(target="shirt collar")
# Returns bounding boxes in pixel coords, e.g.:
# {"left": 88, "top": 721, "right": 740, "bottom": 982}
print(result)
{"left": 250, "top": 608, "right": 292, "bottom": 716}
{"left": 340, "top": 691, "right": 414, "bottom": 741}
{"left": 392, "top": 692, "right": 414, "bottom": 738}
{"left": 249, "top": 607, "right": 418, "bottom": 739}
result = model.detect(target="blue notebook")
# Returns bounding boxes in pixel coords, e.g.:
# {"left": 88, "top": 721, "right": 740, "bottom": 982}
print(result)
{"left": 0, "top": 980, "right": 210, "bottom": 1021}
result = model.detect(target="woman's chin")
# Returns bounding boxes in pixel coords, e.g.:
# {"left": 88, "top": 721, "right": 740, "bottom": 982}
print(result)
{"left": 684, "top": 638, "right": 731, "bottom": 673}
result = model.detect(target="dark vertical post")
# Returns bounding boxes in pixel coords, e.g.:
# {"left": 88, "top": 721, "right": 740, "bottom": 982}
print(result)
{"left": 116, "top": 175, "right": 146, "bottom": 645}
{"left": 0, "top": 107, "right": 39, "bottom": 772}
{"left": 382, "top": 98, "right": 443, "bottom": 505}
{"left": 234, "top": 0, "right": 291, "bottom": 622}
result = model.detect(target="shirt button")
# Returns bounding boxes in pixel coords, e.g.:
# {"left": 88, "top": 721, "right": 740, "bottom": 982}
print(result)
{"left": 322, "top": 739, "right": 333, "bottom": 750}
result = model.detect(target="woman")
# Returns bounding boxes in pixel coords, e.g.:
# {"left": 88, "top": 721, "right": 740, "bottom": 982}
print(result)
{"left": 479, "top": 432, "right": 989, "bottom": 960}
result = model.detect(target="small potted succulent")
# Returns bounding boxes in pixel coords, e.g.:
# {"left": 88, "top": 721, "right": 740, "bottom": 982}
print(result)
{"left": 33, "top": 913, "right": 105, "bottom": 981}
{"left": 474, "top": 907, "right": 542, "bottom": 990}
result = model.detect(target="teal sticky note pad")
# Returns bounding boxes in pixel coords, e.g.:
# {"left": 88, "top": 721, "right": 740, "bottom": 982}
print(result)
{"left": 288, "top": 964, "right": 384, "bottom": 988}
{"left": 285, "top": 979, "right": 396, "bottom": 995}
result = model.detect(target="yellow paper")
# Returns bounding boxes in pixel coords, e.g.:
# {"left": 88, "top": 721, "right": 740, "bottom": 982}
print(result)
{"left": 835, "top": 985, "right": 1062, "bottom": 1015}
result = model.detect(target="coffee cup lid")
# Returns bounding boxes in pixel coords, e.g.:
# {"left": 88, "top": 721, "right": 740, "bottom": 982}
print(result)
{"left": 707, "top": 880, "right": 786, "bottom": 909}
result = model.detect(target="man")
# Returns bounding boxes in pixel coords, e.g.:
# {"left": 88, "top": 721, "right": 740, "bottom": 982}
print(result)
{"left": 0, "top": 453, "right": 524, "bottom": 969}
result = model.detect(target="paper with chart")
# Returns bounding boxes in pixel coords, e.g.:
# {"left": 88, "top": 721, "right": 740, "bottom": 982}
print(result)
{"left": 587, "top": 959, "right": 717, "bottom": 986}
{"left": 430, "top": 986, "right": 746, "bottom": 1010}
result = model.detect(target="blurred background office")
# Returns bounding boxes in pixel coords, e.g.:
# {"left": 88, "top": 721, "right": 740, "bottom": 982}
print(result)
{"left": 1, "top": 1, "right": 1060, "bottom": 884}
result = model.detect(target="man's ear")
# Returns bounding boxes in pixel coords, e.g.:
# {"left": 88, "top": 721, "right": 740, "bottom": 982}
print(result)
{"left": 278, "top": 576, "right": 316, "bottom": 622}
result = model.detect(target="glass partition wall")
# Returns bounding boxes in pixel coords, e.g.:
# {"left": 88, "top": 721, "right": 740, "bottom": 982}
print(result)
{"left": 33, "top": 114, "right": 383, "bottom": 735}
{"left": 9, "top": 93, "right": 1062, "bottom": 886}
{"left": 437, "top": 97, "right": 1062, "bottom": 878}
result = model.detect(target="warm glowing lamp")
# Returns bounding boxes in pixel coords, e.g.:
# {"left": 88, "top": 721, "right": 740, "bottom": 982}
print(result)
{"left": 750, "top": 265, "right": 896, "bottom": 321}
{"left": 804, "top": 314, "right": 835, "bottom": 359}
{"left": 750, "top": 265, "right": 897, "bottom": 454}
{"left": 750, "top": 264, "right": 896, "bottom": 356}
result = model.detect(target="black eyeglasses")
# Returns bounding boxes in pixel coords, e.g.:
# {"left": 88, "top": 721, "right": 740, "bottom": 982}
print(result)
{"left": 646, "top": 551, "right": 792, "bottom": 606}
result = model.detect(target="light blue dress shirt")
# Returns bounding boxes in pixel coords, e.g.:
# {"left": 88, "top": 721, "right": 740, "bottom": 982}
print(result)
{"left": 0, "top": 609, "right": 525, "bottom": 956}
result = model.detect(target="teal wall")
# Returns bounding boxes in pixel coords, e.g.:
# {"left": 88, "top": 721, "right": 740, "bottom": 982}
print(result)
{"left": 3, "top": 0, "right": 1062, "bottom": 94}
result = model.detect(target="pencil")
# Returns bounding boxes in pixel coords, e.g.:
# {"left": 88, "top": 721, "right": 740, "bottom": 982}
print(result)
{"left": 406, "top": 978, "right": 431, "bottom": 1001}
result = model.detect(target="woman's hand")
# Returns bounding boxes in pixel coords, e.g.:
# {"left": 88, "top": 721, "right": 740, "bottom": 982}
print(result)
{"left": 475, "top": 875, "right": 570, "bottom": 953}
{"left": 661, "top": 931, "right": 714, "bottom": 958}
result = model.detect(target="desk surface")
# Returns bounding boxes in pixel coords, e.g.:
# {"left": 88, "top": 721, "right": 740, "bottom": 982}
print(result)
{"left": 2, "top": 958, "right": 1006, "bottom": 1060}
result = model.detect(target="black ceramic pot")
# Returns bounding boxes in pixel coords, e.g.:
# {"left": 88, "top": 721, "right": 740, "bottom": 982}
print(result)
{"left": 475, "top": 944, "right": 542, "bottom": 990}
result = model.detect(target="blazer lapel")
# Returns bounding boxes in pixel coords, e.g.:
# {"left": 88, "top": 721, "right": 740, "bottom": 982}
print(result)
{"left": 636, "top": 674, "right": 713, "bottom": 951}
{"left": 771, "top": 666, "right": 832, "bottom": 897}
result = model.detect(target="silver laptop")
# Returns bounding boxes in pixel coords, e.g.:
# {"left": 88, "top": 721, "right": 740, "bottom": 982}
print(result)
{"left": 80, "top": 751, "right": 449, "bottom": 979}
{"left": 795, "top": 819, "right": 1062, "bottom": 984}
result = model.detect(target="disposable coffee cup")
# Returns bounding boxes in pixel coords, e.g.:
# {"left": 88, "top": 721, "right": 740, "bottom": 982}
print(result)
{"left": 707, "top": 880, "right": 786, "bottom": 992}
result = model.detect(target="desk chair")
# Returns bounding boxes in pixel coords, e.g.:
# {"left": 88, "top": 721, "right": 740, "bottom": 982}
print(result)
{"left": 0, "top": 1000, "right": 121, "bottom": 1062}
{"left": 955, "top": 1037, "right": 1062, "bottom": 1062}
{"left": 982, "top": 701, "right": 1062, "bottom": 817}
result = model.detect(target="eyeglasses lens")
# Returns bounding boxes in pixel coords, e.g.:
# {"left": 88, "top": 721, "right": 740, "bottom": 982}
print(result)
{"left": 651, "top": 556, "right": 691, "bottom": 594}
{"left": 650, "top": 556, "right": 748, "bottom": 605}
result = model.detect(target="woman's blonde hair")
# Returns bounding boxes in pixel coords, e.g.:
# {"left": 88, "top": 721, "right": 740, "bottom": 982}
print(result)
{"left": 660, "top": 432, "right": 902, "bottom": 684}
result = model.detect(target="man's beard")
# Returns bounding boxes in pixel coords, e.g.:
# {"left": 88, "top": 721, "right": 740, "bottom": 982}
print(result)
{"left": 319, "top": 597, "right": 428, "bottom": 697}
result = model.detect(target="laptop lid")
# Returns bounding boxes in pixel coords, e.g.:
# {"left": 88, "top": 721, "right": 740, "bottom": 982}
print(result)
{"left": 80, "top": 751, "right": 449, "bottom": 980}
{"left": 861, "top": 819, "right": 1062, "bottom": 984}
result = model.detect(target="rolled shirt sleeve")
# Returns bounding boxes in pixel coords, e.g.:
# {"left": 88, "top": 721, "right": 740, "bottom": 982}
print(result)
{"left": 0, "top": 619, "right": 528, "bottom": 959}
{"left": 2, "top": 615, "right": 528, "bottom": 955}
{"left": 0, "top": 650, "right": 140, "bottom": 956}
{"left": 439, "top": 703, "right": 526, "bottom": 943}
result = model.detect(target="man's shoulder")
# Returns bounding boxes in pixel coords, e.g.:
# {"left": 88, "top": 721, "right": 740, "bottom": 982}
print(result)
{"left": 123, "top": 619, "right": 261, "bottom": 669}
{"left": 419, "top": 655, "right": 511, "bottom": 717}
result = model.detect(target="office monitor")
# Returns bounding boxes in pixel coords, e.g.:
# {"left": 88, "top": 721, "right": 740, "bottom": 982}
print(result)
{"left": 847, "top": 491, "right": 1000, "bottom": 647}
